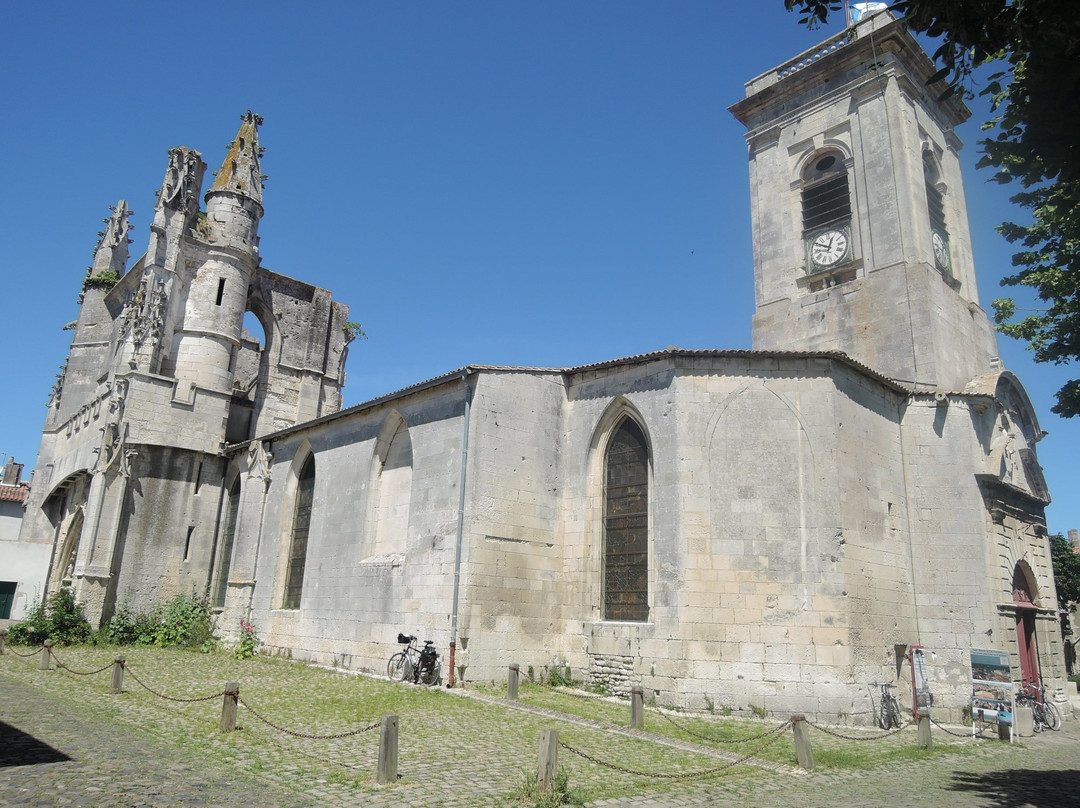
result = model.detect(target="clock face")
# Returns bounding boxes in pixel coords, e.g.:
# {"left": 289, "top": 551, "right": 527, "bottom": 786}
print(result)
{"left": 810, "top": 229, "right": 848, "bottom": 268}
{"left": 932, "top": 230, "right": 950, "bottom": 269}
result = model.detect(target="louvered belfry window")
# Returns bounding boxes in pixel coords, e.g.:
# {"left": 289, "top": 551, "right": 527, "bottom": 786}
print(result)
{"left": 924, "top": 154, "right": 947, "bottom": 234}
{"left": 603, "top": 419, "right": 649, "bottom": 621}
{"left": 802, "top": 174, "right": 851, "bottom": 231}
{"left": 283, "top": 456, "right": 315, "bottom": 610}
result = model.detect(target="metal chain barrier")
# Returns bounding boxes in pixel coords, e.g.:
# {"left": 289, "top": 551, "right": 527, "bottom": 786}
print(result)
{"left": 124, "top": 664, "right": 225, "bottom": 703}
{"left": 930, "top": 717, "right": 975, "bottom": 738}
{"left": 238, "top": 695, "right": 381, "bottom": 740}
{"left": 257, "top": 725, "right": 367, "bottom": 771}
{"left": 657, "top": 709, "right": 791, "bottom": 744}
{"left": 559, "top": 719, "right": 792, "bottom": 780}
{"left": 5, "top": 644, "right": 42, "bottom": 659}
{"left": 51, "top": 650, "right": 113, "bottom": 677}
{"left": 805, "top": 717, "right": 910, "bottom": 741}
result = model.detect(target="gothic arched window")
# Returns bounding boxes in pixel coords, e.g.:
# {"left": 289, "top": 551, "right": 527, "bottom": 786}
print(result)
{"left": 603, "top": 418, "right": 649, "bottom": 621}
{"left": 283, "top": 455, "right": 315, "bottom": 610}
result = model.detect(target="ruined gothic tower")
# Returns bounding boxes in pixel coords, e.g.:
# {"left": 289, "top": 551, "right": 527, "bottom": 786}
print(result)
{"left": 21, "top": 113, "right": 351, "bottom": 625}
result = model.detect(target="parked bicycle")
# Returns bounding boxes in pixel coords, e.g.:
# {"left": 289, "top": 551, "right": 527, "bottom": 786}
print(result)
{"left": 872, "top": 682, "right": 903, "bottom": 729}
{"left": 387, "top": 633, "right": 441, "bottom": 686}
{"left": 1016, "top": 682, "right": 1062, "bottom": 732}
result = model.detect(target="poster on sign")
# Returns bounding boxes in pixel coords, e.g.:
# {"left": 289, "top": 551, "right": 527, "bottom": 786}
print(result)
{"left": 909, "top": 645, "right": 932, "bottom": 718}
{"left": 970, "top": 648, "right": 1014, "bottom": 742}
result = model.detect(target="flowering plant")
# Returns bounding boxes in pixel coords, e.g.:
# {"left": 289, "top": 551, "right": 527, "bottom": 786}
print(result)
{"left": 234, "top": 618, "right": 260, "bottom": 660}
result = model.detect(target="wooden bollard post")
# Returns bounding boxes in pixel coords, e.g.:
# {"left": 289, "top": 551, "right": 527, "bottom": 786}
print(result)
{"left": 508, "top": 663, "right": 520, "bottom": 700}
{"left": 110, "top": 656, "right": 125, "bottom": 693}
{"left": 39, "top": 639, "right": 53, "bottom": 671}
{"left": 0, "top": 628, "right": 7, "bottom": 655}
{"left": 538, "top": 729, "right": 558, "bottom": 794}
{"left": 631, "top": 687, "right": 644, "bottom": 729}
{"left": 790, "top": 715, "right": 815, "bottom": 771}
{"left": 917, "top": 715, "right": 932, "bottom": 749}
{"left": 377, "top": 714, "right": 399, "bottom": 784}
{"left": 220, "top": 682, "right": 239, "bottom": 732}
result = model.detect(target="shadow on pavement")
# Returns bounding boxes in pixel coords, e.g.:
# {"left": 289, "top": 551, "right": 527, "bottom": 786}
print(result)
{"left": 947, "top": 769, "right": 1080, "bottom": 808}
{"left": 0, "top": 721, "right": 72, "bottom": 767}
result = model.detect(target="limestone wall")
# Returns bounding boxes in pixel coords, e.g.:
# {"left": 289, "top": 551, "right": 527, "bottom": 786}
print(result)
{"left": 220, "top": 355, "right": 1052, "bottom": 723}
{"left": 242, "top": 380, "right": 468, "bottom": 669}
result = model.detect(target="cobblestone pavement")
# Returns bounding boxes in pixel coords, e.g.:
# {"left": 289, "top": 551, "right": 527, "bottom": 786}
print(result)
{"left": 0, "top": 676, "right": 309, "bottom": 807}
{"left": 584, "top": 711, "right": 1080, "bottom": 808}
{"left": 2, "top": 658, "right": 1077, "bottom": 807}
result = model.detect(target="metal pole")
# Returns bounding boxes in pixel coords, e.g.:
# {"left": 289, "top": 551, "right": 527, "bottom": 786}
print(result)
{"left": 447, "top": 371, "right": 473, "bottom": 687}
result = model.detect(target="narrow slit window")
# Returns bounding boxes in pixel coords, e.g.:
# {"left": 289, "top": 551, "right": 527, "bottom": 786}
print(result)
{"left": 216, "top": 278, "right": 226, "bottom": 306}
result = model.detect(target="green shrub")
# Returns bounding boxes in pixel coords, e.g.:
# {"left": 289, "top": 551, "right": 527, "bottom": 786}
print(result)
{"left": 543, "top": 664, "right": 574, "bottom": 688}
{"left": 101, "top": 592, "right": 217, "bottom": 649}
{"left": 149, "top": 591, "right": 216, "bottom": 648}
{"left": 103, "top": 603, "right": 157, "bottom": 645}
{"left": 6, "top": 588, "right": 92, "bottom": 646}
{"left": 82, "top": 270, "right": 120, "bottom": 292}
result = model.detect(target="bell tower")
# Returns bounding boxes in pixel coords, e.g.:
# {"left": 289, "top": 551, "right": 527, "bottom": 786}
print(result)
{"left": 730, "top": 11, "right": 1001, "bottom": 391}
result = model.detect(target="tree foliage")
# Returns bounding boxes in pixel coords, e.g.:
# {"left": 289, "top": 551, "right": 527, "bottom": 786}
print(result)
{"left": 1050, "top": 533, "right": 1080, "bottom": 611}
{"left": 784, "top": 1, "right": 1080, "bottom": 416}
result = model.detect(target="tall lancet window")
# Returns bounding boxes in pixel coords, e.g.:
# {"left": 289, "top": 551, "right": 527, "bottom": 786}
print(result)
{"left": 603, "top": 418, "right": 649, "bottom": 622}
{"left": 283, "top": 456, "right": 315, "bottom": 610}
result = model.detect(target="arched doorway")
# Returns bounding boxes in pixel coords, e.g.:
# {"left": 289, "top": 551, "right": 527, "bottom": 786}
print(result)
{"left": 1012, "top": 562, "right": 1040, "bottom": 687}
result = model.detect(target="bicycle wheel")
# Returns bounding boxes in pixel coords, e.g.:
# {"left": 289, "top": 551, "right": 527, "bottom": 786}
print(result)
{"left": 387, "top": 652, "right": 410, "bottom": 681}
{"left": 877, "top": 702, "right": 890, "bottom": 730}
{"left": 889, "top": 700, "right": 902, "bottom": 729}
{"left": 419, "top": 660, "right": 441, "bottom": 686}
{"left": 1031, "top": 703, "right": 1044, "bottom": 732}
{"left": 1043, "top": 700, "right": 1062, "bottom": 731}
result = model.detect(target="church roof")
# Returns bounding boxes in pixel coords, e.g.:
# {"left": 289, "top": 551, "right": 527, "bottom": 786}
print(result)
{"left": 230, "top": 346, "right": 913, "bottom": 452}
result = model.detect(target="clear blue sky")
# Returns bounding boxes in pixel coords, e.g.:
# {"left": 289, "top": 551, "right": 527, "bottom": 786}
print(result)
{"left": 2, "top": 3, "right": 1076, "bottom": 535}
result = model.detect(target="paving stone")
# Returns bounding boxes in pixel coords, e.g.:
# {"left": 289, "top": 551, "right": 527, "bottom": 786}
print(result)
{"left": 3, "top": 659, "right": 1078, "bottom": 807}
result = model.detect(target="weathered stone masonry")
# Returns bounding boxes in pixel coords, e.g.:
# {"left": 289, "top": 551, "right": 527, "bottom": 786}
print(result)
{"left": 16, "top": 13, "right": 1066, "bottom": 724}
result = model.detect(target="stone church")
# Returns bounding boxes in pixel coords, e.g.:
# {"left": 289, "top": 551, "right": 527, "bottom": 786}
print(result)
{"left": 18, "top": 11, "right": 1067, "bottom": 722}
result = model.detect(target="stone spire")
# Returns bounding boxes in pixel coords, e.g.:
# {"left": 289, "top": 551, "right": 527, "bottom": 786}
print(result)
{"left": 156, "top": 147, "right": 205, "bottom": 216}
{"left": 208, "top": 110, "right": 266, "bottom": 209}
{"left": 89, "top": 199, "right": 133, "bottom": 278}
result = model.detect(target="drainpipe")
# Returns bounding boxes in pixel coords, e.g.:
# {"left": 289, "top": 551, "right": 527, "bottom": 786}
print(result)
{"left": 447, "top": 370, "right": 473, "bottom": 687}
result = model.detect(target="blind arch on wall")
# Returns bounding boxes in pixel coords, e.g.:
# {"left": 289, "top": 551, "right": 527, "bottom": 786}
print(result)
{"left": 213, "top": 475, "right": 242, "bottom": 608}
{"left": 282, "top": 453, "right": 315, "bottom": 610}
